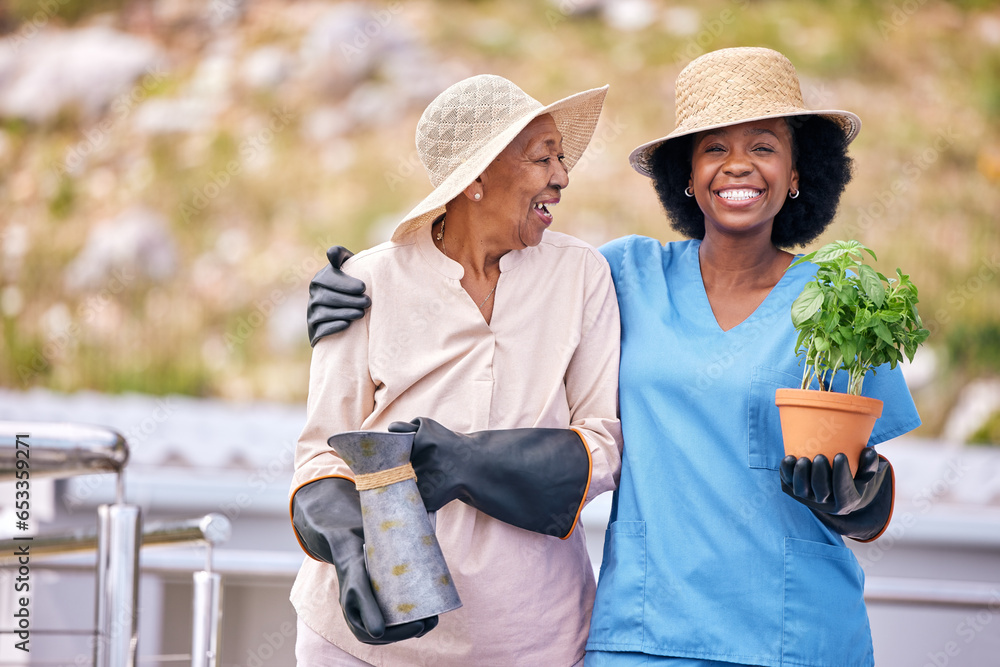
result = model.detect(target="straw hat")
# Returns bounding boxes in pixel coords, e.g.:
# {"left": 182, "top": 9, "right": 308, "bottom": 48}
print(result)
{"left": 391, "top": 75, "right": 609, "bottom": 242}
{"left": 629, "top": 47, "right": 861, "bottom": 178}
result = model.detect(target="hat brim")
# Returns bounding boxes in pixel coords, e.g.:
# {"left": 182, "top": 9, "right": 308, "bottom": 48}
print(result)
{"left": 628, "top": 108, "right": 861, "bottom": 178}
{"left": 391, "top": 84, "right": 610, "bottom": 242}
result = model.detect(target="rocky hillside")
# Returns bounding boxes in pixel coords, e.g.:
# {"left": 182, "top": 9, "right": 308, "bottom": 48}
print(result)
{"left": 1, "top": 0, "right": 998, "bottom": 439}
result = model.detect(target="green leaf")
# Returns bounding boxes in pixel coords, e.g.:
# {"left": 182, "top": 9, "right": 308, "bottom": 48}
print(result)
{"left": 795, "top": 329, "right": 811, "bottom": 354}
{"left": 841, "top": 339, "right": 857, "bottom": 363}
{"left": 791, "top": 287, "right": 824, "bottom": 327}
{"left": 858, "top": 264, "right": 885, "bottom": 308}
{"left": 880, "top": 311, "right": 902, "bottom": 323}
{"left": 789, "top": 252, "right": 816, "bottom": 269}
{"left": 813, "top": 244, "right": 851, "bottom": 263}
{"left": 874, "top": 319, "right": 894, "bottom": 346}
{"left": 836, "top": 285, "right": 857, "bottom": 306}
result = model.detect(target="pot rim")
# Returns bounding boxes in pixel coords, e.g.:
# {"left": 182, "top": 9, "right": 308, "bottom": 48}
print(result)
{"left": 774, "top": 387, "right": 884, "bottom": 417}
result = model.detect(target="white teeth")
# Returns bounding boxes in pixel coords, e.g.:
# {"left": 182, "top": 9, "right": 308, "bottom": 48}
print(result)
{"left": 718, "top": 189, "right": 761, "bottom": 201}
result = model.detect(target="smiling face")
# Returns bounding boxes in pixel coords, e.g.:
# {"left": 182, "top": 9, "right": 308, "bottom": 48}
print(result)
{"left": 689, "top": 118, "right": 799, "bottom": 240}
{"left": 477, "top": 114, "right": 569, "bottom": 249}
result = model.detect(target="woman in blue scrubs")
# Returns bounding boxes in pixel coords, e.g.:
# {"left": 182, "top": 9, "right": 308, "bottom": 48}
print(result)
{"left": 305, "top": 47, "right": 919, "bottom": 667}
{"left": 583, "top": 47, "right": 917, "bottom": 667}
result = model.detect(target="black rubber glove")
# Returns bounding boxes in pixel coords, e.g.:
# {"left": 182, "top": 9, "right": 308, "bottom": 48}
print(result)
{"left": 388, "top": 417, "right": 591, "bottom": 538}
{"left": 780, "top": 447, "right": 895, "bottom": 541}
{"left": 307, "top": 246, "right": 371, "bottom": 346}
{"left": 290, "top": 477, "right": 438, "bottom": 643}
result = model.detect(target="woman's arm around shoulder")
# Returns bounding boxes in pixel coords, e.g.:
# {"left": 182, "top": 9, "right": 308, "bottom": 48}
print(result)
{"left": 565, "top": 246, "right": 623, "bottom": 499}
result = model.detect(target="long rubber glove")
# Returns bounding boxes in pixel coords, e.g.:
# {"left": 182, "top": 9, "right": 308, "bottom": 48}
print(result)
{"left": 307, "top": 246, "right": 370, "bottom": 346}
{"left": 290, "top": 477, "right": 438, "bottom": 643}
{"left": 779, "top": 447, "right": 894, "bottom": 541}
{"left": 388, "top": 417, "right": 591, "bottom": 538}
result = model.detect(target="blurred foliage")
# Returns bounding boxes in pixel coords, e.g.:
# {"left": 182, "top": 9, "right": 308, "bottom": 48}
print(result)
{"left": 7, "top": 0, "right": 130, "bottom": 26}
{"left": 945, "top": 322, "right": 1000, "bottom": 377}
{"left": 0, "top": 0, "right": 997, "bottom": 430}
{"left": 969, "top": 409, "right": 1000, "bottom": 445}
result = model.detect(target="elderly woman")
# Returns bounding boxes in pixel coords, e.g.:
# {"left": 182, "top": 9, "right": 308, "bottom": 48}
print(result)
{"left": 311, "top": 49, "right": 921, "bottom": 667}
{"left": 290, "top": 74, "right": 622, "bottom": 666}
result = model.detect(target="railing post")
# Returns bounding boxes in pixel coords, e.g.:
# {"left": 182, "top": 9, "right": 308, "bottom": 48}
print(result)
{"left": 93, "top": 502, "right": 141, "bottom": 667}
{"left": 191, "top": 562, "right": 222, "bottom": 667}
{"left": 190, "top": 515, "right": 230, "bottom": 667}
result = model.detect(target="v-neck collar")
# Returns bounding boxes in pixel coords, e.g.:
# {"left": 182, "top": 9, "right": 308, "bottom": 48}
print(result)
{"left": 684, "top": 239, "right": 804, "bottom": 334}
{"left": 413, "top": 220, "right": 532, "bottom": 280}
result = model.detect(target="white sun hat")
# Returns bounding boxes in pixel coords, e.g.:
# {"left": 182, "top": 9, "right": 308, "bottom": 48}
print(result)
{"left": 628, "top": 46, "right": 861, "bottom": 178}
{"left": 390, "top": 75, "right": 609, "bottom": 242}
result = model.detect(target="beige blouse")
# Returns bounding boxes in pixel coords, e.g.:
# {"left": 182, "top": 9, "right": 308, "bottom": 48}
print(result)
{"left": 290, "top": 225, "right": 623, "bottom": 667}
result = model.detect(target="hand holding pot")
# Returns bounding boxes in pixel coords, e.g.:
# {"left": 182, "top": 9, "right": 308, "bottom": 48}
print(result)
{"left": 779, "top": 448, "right": 895, "bottom": 540}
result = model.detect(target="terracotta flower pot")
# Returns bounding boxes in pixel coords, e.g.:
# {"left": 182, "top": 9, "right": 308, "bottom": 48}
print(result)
{"left": 774, "top": 388, "right": 884, "bottom": 477}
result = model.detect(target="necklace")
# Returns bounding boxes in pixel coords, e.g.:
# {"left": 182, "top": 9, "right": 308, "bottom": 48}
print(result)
{"left": 477, "top": 283, "right": 497, "bottom": 310}
{"left": 437, "top": 215, "right": 497, "bottom": 310}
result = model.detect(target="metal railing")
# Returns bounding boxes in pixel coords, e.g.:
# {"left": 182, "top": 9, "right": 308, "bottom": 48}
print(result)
{"left": 0, "top": 421, "right": 228, "bottom": 667}
{"left": 864, "top": 575, "right": 1000, "bottom": 608}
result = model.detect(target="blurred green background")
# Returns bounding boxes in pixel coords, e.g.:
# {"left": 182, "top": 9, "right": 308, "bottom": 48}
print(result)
{"left": 0, "top": 0, "right": 998, "bottom": 440}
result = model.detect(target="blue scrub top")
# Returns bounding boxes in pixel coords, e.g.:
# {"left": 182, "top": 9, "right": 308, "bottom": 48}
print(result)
{"left": 587, "top": 237, "right": 921, "bottom": 667}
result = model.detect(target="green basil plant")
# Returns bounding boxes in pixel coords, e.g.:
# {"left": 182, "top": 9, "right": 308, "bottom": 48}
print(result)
{"left": 789, "top": 239, "right": 930, "bottom": 395}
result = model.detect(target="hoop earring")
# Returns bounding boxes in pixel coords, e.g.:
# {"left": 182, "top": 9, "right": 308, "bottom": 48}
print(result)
{"left": 788, "top": 189, "right": 800, "bottom": 199}
{"left": 684, "top": 186, "right": 694, "bottom": 198}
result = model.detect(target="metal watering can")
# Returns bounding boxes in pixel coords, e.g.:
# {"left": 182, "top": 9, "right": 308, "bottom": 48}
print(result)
{"left": 328, "top": 430, "right": 462, "bottom": 626}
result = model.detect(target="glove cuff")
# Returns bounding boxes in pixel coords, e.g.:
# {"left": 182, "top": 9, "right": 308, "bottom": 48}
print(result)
{"left": 289, "top": 475, "right": 362, "bottom": 564}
